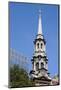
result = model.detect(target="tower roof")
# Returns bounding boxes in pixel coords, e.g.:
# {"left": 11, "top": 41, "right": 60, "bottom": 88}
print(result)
{"left": 38, "top": 10, "right": 42, "bottom": 35}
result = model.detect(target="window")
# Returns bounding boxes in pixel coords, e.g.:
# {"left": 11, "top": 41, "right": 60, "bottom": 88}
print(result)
{"left": 41, "top": 43, "right": 43, "bottom": 49}
{"left": 41, "top": 62, "right": 44, "bottom": 68}
{"left": 36, "top": 62, "right": 39, "bottom": 71}
{"left": 37, "top": 43, "right": 39, "bottom": 49}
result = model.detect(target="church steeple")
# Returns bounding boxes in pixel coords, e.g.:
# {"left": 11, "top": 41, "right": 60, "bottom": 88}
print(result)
{"left": 30, "top": 10, "right": 51, "bottom": 86}
{"left": 38, "top": 10, "right": 42, "bottom": 35}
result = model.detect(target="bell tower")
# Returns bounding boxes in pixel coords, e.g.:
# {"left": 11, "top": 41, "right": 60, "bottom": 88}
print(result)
{"left": 30, "top": 10, "right": 51, "bottom": 86}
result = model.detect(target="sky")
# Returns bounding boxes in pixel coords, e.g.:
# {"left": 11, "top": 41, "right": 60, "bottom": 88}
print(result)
{"left": 9, "top": 2, "right": 59, "bottom": 77}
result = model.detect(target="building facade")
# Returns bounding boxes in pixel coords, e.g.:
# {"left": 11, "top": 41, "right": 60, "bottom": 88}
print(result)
{"left": 30, "top": 11, "right": 51, "bottom": 86}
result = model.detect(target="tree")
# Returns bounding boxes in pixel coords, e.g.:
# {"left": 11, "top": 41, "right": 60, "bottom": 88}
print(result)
{"left": 9, "top": 64, "right": 34, "bottom": 88}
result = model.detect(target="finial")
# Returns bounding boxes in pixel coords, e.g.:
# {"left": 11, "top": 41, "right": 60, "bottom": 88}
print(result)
{"left": 39, "top": 10, "right": 42, "bottom": 16}
{"left": 39, "top": 10, "right": 41, "bottom": 13}
{"left": 38, "top": 9, "right": 42, "bottom": 35}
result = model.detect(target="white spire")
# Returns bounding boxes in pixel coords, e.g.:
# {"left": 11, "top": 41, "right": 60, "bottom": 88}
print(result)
{"left": 38, "top": 10, "right": 42, "bottom": 35}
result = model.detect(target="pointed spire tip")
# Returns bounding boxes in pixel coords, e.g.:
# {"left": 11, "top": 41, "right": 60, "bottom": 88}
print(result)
{"left": 38, "top": 10, "right": 42, "bottom": 35}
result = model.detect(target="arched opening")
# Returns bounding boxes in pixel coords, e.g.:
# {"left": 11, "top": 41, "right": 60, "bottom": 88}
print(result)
{"left": 36, "top": 62, "right": 39, "bottom": 71}
{"left": 41, "top": 62, "right": 44, "bottom": 68}
{"left": 41, "top": 43, "right": 43, "bottom": 49}
{"left": 37, "top": 43, "right": 39, "bottom": 49}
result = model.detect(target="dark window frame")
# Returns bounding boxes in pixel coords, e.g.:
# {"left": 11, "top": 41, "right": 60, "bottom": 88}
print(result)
{"left": 41, "top": 62, "right": 44, "bottom": 68}
{"left": 41, "top": 43, "right": 43, "bottom": 49}
{"left": 36, "top": 62, "right": 39, "bottom": 71}
{"left": 37, "top": 43, "right": 39, "bottom": 49}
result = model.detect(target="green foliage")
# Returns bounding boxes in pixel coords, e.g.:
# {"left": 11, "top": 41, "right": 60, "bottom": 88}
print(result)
{"left": 9, "top": 65, "right": 34, "bottom": 88}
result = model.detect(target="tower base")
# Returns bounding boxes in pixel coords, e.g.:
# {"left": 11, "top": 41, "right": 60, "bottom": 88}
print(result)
{"left": 33, "top": 76, "right": 51, "bottom": 86}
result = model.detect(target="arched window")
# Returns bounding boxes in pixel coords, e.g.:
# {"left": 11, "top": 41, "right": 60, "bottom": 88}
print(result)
{"left": 37, "top": 43, "right": 39, "bottom": 49}
{"left": 36, "top": 62, "right": 39, "bottom": 71}
{"left": 41, "top": 43, "right": 43, "bottom": 49}
{"left": 41, "top": 62, "right": 44, "bottom": 68}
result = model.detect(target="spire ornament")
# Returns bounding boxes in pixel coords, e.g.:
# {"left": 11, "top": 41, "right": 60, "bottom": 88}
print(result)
{"left": 38, "top": 10, "right": 42, "bottom": 35}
